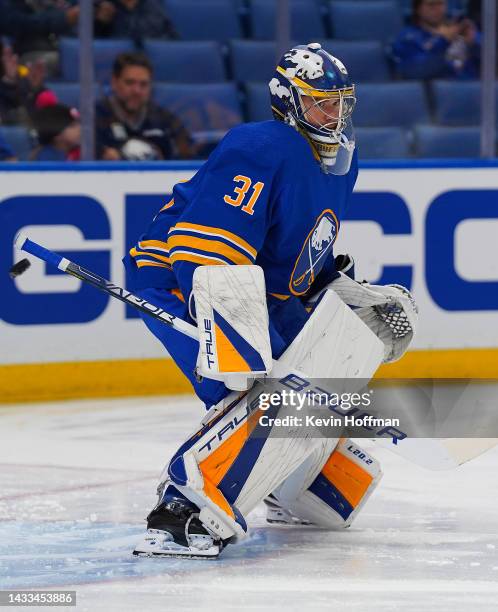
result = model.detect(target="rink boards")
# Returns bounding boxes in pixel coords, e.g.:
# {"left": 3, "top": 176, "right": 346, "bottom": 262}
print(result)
{"left": 0, "top": 160, "right": 497, "bottom": 401}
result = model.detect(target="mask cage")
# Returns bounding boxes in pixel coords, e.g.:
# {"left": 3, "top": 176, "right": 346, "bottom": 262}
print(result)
{"left": 291, "top": 86, "right": 356, "bottom": 142}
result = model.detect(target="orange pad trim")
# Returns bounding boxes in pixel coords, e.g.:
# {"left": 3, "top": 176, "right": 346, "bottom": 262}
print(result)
{"left": 214, "top": 323, "right": 251, "bottom": 373}
{"left": 321, "top": 451, "right": 374, "bottom": 508}
{"left": 202, "top": 476, "right": 235, "bottom": 520}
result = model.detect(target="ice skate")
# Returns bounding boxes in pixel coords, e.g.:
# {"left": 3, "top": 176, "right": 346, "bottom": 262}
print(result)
{"left": 133, "top": 486, "right": 224, "bottom": 559}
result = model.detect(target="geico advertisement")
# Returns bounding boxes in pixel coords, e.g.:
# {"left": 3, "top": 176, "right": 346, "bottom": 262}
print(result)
{"left": 0, "top": 165, "right": 497, "bottom": 365}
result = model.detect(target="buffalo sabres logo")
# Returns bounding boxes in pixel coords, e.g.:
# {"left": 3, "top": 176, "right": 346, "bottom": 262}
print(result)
{"left": 283, "top": 48, "right": 324, "bottom": 80}
{"left": 269, "top": 77, "right": 291, "bottom": 100}
{"left": 290, "top": 210, "right": 338, "bottom": 295}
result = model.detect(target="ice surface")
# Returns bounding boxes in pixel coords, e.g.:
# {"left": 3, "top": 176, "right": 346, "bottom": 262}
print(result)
{"left": 1, "top": 394, "right": 497, "bottom": 611}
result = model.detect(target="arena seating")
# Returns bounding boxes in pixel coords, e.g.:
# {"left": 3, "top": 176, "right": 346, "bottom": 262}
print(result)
{"left": 144, "top": 40, "right": 226, "bottom": 82}
{"left": 249, "top": 0, "right": 325, "bottom": 41}
{"left": 414, "top": 125, "right": 481, "bottom": 157}
{"left": 327, "top": 1, "right": 403, "bottom": 42}
{"left": 244, "top": 82, "right": 273, "bottom": 122}
{"left": 314, "top": 39, "right": 390, "bottom": 82}
{"left": 153, "top": 82, "right": 243, "bottom": 151}
{"left": 355, "top": 127, "right": 410, "bottom": 159}
{"left": 432, "top": 80, "right": 482, "bottom": 126}
{"left": 354, "top": 82, "right": 430, "bottom": 128}
{"left": 229, "top": 40, "right": 281, "bottom": 82}
{"left": 0, "top": 0, "right": 486, "bottom": 162}
{"left": 0, "top": 126, "right": 32, "bottom": 161}
{"left": 59, "top": 38, "right": 134, "bottom": 82}
{"left": 163, "top": 0, "right": 242, "bottom": 42}
{"left": 45, "top": 83, "right": 100, "bottom": 109}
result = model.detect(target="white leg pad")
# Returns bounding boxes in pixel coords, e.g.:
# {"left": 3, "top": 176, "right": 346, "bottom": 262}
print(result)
{"left": 164, "top": 291, "right": 385, "bottom": 541}
{"left": 270, "top": 438, "right": 382, "bottom": 529}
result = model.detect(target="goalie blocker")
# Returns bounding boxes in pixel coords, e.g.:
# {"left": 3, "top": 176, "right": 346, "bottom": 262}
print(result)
{"left": 193, "top": 265, "right": 273, "bottom": 391}
{"left": 133, "top": 265, "right": 388, "bottom": 558}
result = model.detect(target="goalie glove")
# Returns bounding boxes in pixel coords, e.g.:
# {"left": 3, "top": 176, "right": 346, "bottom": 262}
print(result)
{"left": 326, "top": 273, "right": 418, "bottom": 363}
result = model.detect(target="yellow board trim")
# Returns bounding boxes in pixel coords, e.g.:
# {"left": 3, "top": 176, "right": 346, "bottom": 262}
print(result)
{"left": 0, "top": 358, "right": 193, "bottom": 404}
{"left": 1, "top": 348, "right": 497, "bottom": 404}
{"left": 375, "top": 347, "right": 498, "bottom": 379}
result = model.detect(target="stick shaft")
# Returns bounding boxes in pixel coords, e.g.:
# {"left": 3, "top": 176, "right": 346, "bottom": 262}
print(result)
{"left": 13, "top": 233, "right": 493, "bottom": 470}
{"left": 14, "top": 232, "right": 198, "bottom": 340}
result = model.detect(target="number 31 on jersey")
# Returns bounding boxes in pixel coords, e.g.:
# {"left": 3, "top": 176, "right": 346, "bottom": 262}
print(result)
{"left": 224, "top": 175, "right": 265, "bottom": 216}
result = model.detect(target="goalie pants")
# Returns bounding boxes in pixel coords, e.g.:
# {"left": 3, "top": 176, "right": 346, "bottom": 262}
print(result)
{"left": 136, "top": 288, "right": 310, "bottom": 408}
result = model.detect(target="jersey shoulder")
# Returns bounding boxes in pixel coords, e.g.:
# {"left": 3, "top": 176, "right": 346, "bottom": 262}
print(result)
{"left": 216, "top": 120, "right": 310, "bottom": 164}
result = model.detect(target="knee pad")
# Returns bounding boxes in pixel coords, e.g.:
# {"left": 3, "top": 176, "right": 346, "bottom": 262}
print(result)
{"left": 270, "top": 438, "right": 382, "bottom": 529}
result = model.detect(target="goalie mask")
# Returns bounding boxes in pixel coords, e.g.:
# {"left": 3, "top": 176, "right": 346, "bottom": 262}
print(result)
{"left": 269, "top": 42, "right": 356, "bottom": 175}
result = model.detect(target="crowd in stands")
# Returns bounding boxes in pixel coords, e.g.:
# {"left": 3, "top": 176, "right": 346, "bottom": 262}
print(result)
{"left": 0, "top": 0, "right": 492, "bottom": 162}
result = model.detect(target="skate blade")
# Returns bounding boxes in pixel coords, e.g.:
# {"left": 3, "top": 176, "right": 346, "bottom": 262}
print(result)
{"left": 133, "top": 548, "right": 219, "bottom": 560}
{"left": 133, "top": 536, "right": 220, "bottom": 559}
{"left": 266, "top": 517, "right": 312, "bottom": 526}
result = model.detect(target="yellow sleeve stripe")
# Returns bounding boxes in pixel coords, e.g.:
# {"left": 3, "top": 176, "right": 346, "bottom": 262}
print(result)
{"left": 168, "top": 235, "right": 253, "bottom": 265}
{"left": 138, "top": 239, "right": 169, "bottom": 253}
{"left": 171, "top": 222, "right": 257, "bottom": 259}
{"left": 269, "top": 293, "right": 290, "bottom": 300}
{"left": 169, "top": 251, "right": 227, "bottom": 266}
{"left": 136, "top": 260, "right": 171, "bottom": 269}
{"left": 159, "top": 198, "right": 174, "bottom": 212}
{"left": 170, "top": 287, "right": 185, "bottom": 302}
{"left": 130, "top": 247, "right": 171, "bottom": 264}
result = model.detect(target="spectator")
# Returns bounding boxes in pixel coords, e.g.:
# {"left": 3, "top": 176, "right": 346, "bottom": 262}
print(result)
{"left": 0, "top": 130, "right": 16, "bottom": 161}
{"left": 94, "top": 1, "right": 119, "bottom": 33}
{"left": 0, "top": 1, "right": 79, "bottom": 76}
{"left": 391, "top": 0, "right": 480, "bottom": 80}
{"left": 30, "top": 103, "right": 80, "bottom": 161}
{"left": 96, "top": 52, "right": 192, "bottom": 161}
{"left": 466, "top": 0, "right": 481, "bottom": 30}
{"left": 0, "top": 41, "right": 47, "bottom": 124}
{"left": 94, "top": 0, "right": 178, "bottom": 44}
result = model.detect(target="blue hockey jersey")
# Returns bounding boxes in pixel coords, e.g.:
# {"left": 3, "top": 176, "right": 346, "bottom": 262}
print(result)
{"left": 127, "top": 120, "right": 357, "bottom": 307}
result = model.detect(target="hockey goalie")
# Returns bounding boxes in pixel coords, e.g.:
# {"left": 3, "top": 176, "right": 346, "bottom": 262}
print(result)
{"left": 123, "top": 43, "right": 418, "bottom": 558}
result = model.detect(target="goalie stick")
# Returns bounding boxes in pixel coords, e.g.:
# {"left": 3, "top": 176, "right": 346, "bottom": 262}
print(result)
{"left": 12, "top": 233, "right": 496, "bottom": 470}
{"left": 13, "top": 233, "right": 198, "bottom": 341}
{"left": 12, "top": 233, "right": 301, "bottom": 386}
